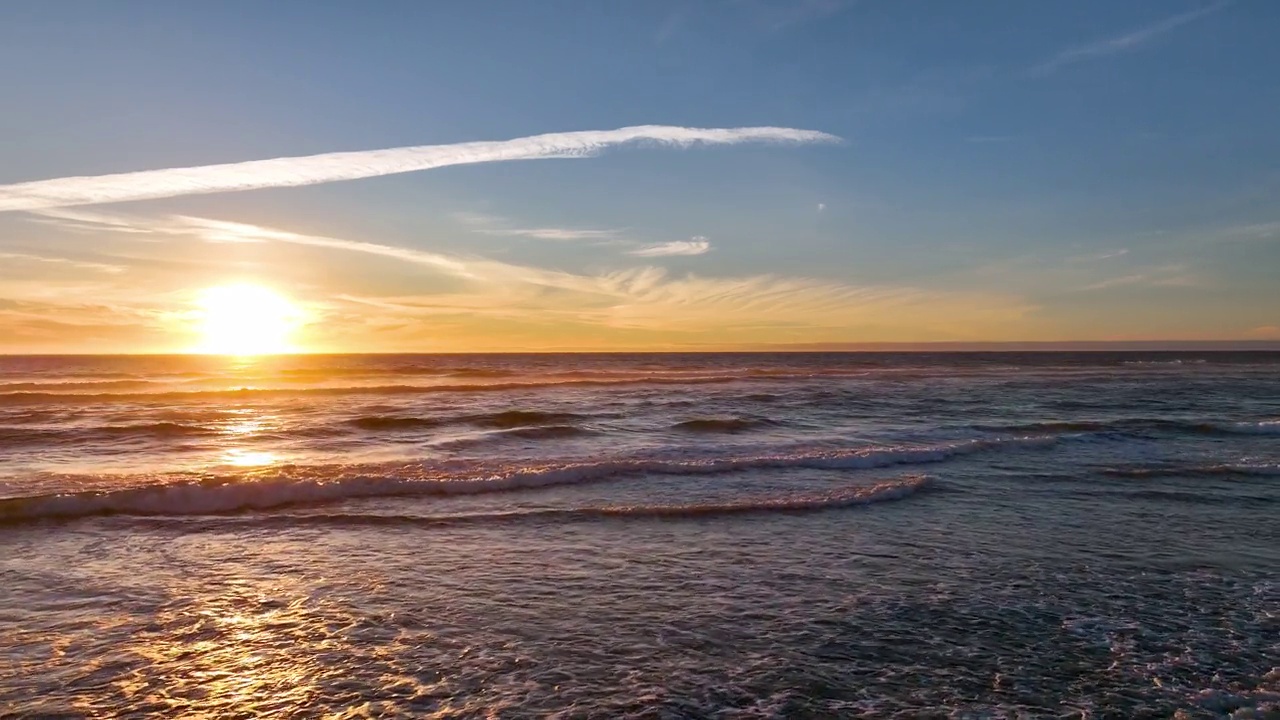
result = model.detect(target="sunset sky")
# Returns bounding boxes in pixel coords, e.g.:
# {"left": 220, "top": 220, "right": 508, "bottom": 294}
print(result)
{"left": 1, "top": 0, "right": 1277, "bottom": 353}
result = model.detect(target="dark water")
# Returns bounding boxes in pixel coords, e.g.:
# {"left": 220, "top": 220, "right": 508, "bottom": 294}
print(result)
{"left": 1, "top": 352, "right": 1277, "bottom": 718}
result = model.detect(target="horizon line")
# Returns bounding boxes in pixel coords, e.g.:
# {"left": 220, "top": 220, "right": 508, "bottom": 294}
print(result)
{"left": 3, "top": 340, "right": 1279, "bottom": 357}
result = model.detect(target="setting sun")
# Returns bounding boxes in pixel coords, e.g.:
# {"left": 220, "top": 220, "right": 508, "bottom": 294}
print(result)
{"left": 195, "top": 284, "right": 302, "bottom": 355}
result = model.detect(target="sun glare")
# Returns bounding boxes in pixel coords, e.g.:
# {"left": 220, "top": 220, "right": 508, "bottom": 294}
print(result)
{"left": 195, "top": 284, "right": 302, "bottom": 355}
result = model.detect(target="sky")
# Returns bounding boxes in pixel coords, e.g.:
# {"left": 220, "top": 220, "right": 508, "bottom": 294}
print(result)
{"left": 1, "top": 0, "right": 1278, "bottom": 353}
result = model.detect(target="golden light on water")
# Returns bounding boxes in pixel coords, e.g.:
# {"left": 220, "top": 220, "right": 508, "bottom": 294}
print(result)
{"left": 195, "top": 284, "right": 303, "bottom": 356}
{"left": 223, "top": 449, "right": 280, "bottom": 467}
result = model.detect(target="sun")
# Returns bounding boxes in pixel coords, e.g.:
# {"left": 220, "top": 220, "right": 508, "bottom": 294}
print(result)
{"left": 194, "top": 284, "right": 303, "bottom": 355}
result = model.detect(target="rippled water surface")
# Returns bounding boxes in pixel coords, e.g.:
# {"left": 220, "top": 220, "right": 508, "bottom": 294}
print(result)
{"left": 1, "top": 352, "right": 1277, "bottom": 718}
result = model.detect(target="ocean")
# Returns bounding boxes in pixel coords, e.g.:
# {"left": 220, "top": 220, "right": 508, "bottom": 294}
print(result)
{"left": 1, "top": 352, "right": 1276, "bottom": 718}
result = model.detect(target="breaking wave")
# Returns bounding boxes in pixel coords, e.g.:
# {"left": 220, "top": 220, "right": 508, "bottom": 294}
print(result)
{"left": 137, "top": 476, "right": 934, "bottom": 531}
{"left": 499, "top": 425, "right": 593, "bottom": 440}
{"left": 1101, "top": 463, "right": 1280, "bottom": 479}
{"left": 982, "top": 418, "right": 1280, "bottom": 437}
{"left": 0, "top": 436, "right": 1051, "bottom": 523}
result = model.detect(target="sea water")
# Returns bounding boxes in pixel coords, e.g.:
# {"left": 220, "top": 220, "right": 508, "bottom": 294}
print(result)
{"left": 1, "top": 352, "right": 1277, "bottom": 717}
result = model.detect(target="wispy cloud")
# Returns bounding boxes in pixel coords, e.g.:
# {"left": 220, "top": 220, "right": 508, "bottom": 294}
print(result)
{"left": 1082, "top": 263, "right": 1200, "bottom": 290}
{"left": 453, "top": 212, "right": 622, "bottom": 242}
{"left": 510, "top": 227, "right": 620, "bottom": 241}
{"left": 30, "top": 209, "right": 482, "bottom": 278}
{"left": 1216, "top": 220, "right": 1280, "bottom": 242}
{"left": 0, "top": 251, "right": 124, "bottom": 274}
{"left": 1071, "top": 248, "right": 1130, "bottom": 262}
{"left": 1030, "top": 1, "right": 1229, "bottom": 76}
{"left": 0, "top": 125, "right": 839, "bottom": 213}
{"left": 627, "top": 237, "right": 713, "bottom": 257}
{"left": 456, "top": 210, "right": 714, "bottom": 257}
{"left": 18, "top": 209, "right": 1030, "bottom": 349}
{"left": 734, "top": 0, "right": 852, "bottom": 32}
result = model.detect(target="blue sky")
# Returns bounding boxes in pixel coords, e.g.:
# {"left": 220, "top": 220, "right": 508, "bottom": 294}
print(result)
{"left": 0, "top": 0, "right": 1277, "bottom": 351}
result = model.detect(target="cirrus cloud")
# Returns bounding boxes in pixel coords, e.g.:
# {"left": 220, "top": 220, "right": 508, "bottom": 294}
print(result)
{"left": 627, "top": 237, "right": 713, "bottom": 257}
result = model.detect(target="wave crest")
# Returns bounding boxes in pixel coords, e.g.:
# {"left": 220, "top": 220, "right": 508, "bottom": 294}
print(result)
{"left": 348, "top": 416, "right": 442, "bottom": 431}
{"left": 672, "top": 418, "right": 774, "bottom": 433}
{"left": 468, "top": 410, "right": 588, "bottom": 429}
{"left": 1101, "top": 463, "right": 1280, "bottom": 479}
{"left": 0, "top": 436, "right": 1050, "bottom": 523}
{"left": 0, "top": 422, "right": 213, "bottom": 447}
{"left": 137, "top": 476, "right": 934, "bottom": 531}
{"left": 985, "top": 418, "right": 1280, "bottom": 437}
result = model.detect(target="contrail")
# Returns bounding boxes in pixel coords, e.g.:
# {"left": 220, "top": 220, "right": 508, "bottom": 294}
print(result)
{"left": 0, "top": 125, "right": 839, "bottom": 212}
{"left": 1028, "top": 0, "right": 1230, "bottom": 76}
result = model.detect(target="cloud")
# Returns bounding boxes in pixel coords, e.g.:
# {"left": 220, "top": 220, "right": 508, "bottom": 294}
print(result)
{"left": 510, "top": 228, "right": 620, "bottom": 241}
{"left": 24, "top": 207, "right": 161, "bottom": 234}
{"left": 453, "top": 212, "right": 621, "bottom": 242}
{"left": 1216, "top": 220, "right": 1280, "bottom": 242}
{"left": 0, "top": 125, "right": 840, "bottom": 213}
{"left": 26, "top": 208, "right": 617, "bottom": 292}
{"left": 1245, "top": 325, "right": 1280, "bottom": 340}
{"left": 1082, "top": 263, "right": 1200, "bottom": 290}
{"left": 32, "top": 208, "right": 499, "bottom": 280}
{"left": 627, "top": 237, "right": 713, "bottom": 257}
{"left": 457, "top": 209, "right": 712, "bottom": 256}
{"left": 175, "top": 216, "right": 479, "bottom": 277}
{"left": 16, "top": 209, "right": 1031, "bottom": 349}
{"left": 1071, "top": 248, "right": 1130, "bottom": 262}
{"left": 816, "top": 203, "right": 826, "bottom": 212}
{"left": 1030, "top": 1, "right": 1229, "bottom": 76}
{"left": 0, "top": 251, "right": 124, "bottom": 273}
{"left": 736, "top": 0, "right": 851, "bottom": 32}
{"left": 0, "top": 297, "right": 165, "bottom": 348}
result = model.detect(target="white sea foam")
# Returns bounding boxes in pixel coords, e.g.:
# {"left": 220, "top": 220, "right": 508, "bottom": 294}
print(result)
{"left": 135, "top": 475, "right": 936, "bottom": 530}
{"left": 1231, "top": 420, "right": 1280, "bottom": 435}
{"left": 0, "top": 436, "right": 1050, "bottom": 521}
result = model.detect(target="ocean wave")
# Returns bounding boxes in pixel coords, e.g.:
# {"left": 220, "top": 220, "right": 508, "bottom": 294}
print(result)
{"left": 270, "top": 365, "right": 518, "bottom": 379}
{"left": 467, "top": 410, "right": 588, "bottom": 428}
{"left": 444, "top": 368, "right": 519, "bottom": 378}
{"left": 427, "top": 425, "right": 597, "bottom": 450}
{"left": 0, "top": 436, "right": 1050, "bottom": 522}
{"left": 983, "top": 418, "right": 1280, "bottom": 437}
{"left": 1100, "top": 463, "right": 1280, "bottom": 479}
{"left": 349, "top": 410, "right": 596, "bottom": 433}
{"left": 137, "top": 476, "right": 934, "bottom": 531}
{"left": 501, "top": 425, "right": 594, "bottom": 440}
{"left": 98, "top": 422, "right": 213, "bottom": 437}
{"left": 1230, "top": 420, "right": 1280, "bottom": 435}
{"left": 1068, "top": 487, "right": 1280, "bottom": 506}
{"left": 0, "top": 377, "right": 754, "bottom": 405}
{"left": 671, "top": 418, "right": 776, "bottom": 434}
{"left": 0, "top": 363, "right": 947, "bottom": 404}
{"left": 348, "top": 415, "right": 444, "bottom": 431}
{"left": 0, "top": 421, "right": 214, "bottom": 447}
{"left": 0, "top": 379, "right": 158, "bottom": 392}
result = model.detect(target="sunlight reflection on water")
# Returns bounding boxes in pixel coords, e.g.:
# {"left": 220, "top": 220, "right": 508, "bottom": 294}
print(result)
{"left": 222, "top": 449, "right": 279, "bottom": 467}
